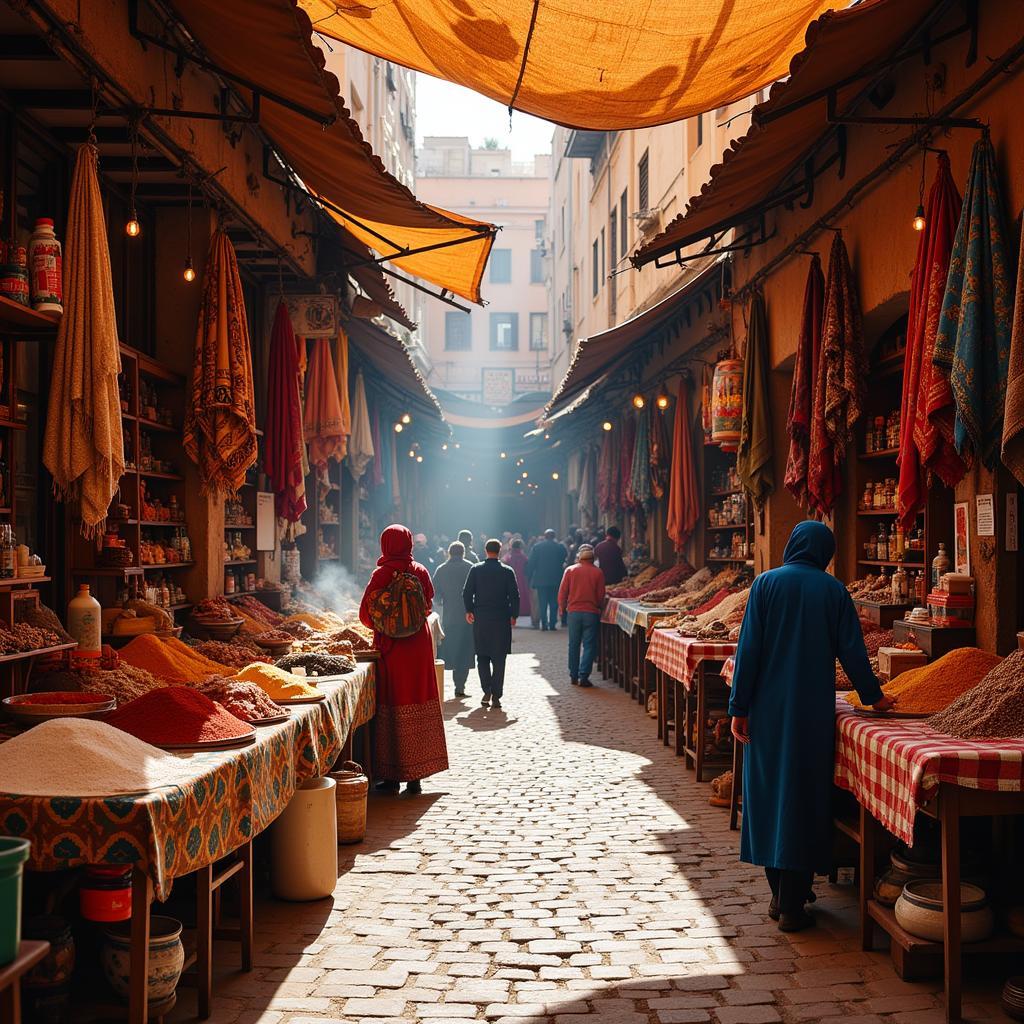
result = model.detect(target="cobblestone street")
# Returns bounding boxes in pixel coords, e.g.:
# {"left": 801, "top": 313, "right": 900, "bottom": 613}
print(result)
{"left": 193, "top": 629, "right": 1007, "bottom": 1024}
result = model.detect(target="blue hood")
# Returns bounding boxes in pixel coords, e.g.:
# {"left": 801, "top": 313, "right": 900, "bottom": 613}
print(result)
{"left": 782, "top": 520, "right": 835, "bottom": 569}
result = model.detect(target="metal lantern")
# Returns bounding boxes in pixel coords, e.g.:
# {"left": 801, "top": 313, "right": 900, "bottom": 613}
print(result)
{"left": 710, "top": 357, "right": 743, "bottom": 451}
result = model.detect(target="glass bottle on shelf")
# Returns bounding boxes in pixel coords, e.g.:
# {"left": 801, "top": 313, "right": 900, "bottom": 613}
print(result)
{"left": 931, "top": 542, "right": 950, "bottom": 589}
{"left": 893, "top": 521, "right": 905, "bottom": 559}
{"left": 891, "top": 559, "right": 908, "bottom": 603}
{"left": 861, "top": 482, "right": 873, "bottom": 510}
{"left": 866, "top": 532, "right": 877, "bottom": 560}
{"left": 877, "top": 524, "right": 888, "bottom": 562}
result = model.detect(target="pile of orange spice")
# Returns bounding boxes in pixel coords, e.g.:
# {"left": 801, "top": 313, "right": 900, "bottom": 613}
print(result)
{"left": 845, "top": 647, "right": 1001, "bottom": 714}
{"left": 118, "top": 634, "right": 230, "bottom": 683}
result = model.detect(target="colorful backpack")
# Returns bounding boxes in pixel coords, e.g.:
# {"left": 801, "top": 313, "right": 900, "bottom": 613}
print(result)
{"left": 366, "top": 572, "right": 428, "bottom": 638}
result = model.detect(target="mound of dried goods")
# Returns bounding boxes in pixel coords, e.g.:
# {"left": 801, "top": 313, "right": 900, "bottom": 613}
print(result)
{"left": 316, "top": 625, "right": 373, "bottom": 652}
{"left": 835, "top": 627, "right": 895, "bottom": 689}
{"left": 607, "top": 565, "right": 657, "bottom": 597}
{"left": 845, "top": 647, "right": 1001, "bottom": 714}
{"left": 119, "top": 635, "right": 229, "bottom": 683}
{"left": 229, "top": 595, "right": 284, "bottom": 626}
{"left": 197, "top": 678, "right": 286, "bottom": 722}
{"left": 188, "top": 640, "right": 270, "bottom": 669}
{"left": 0, "top": 622, "right": 62, "bottom": 654}
{"left": 609, "top": 563, "right": 694, "bottom": 600}
{"left": 192, "top": 597, "right": 242, "bottom": 621}
{"left": 103, "top": 686, "right": 253, "bottom": 746}
{"left": 254, "top": 629, "right": 293, "bottom": 646}
{"left": 18, "top": 604, "right": 74, "bottom": 643}
{"left": 275, "top": 651, "right": 356, "bottom": 676}
{"left": 12, "top": 691, "right": 111, "bottom": 706}
{"left": 78, "top": 664, "right": 166, "bottom": 703}
{"left": 847, "top": 574, "right": 893, "bottom": 602}
{"left": 231, "top": 662, "right": 322, "bottom": 701}
{"left": 282, "top": 611, "right": 346, "bottom": 633}
{"left": 926, "top": 651, "right": 1024, "bottom": 738}
{"left": 0, "top": 718, "right": 192, "bottom": 795}
{"left": 123, "top": 599, "right": 174, "bottom": 631}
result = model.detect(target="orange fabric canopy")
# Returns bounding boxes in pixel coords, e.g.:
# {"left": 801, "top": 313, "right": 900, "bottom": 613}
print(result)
{"left": 300, "top": 0, "right": 843, "bottom": 131}
{"left": 632, "top": 0, "right": 939, "bottom": 267}
{"left": 170, "top": 0, "right": 494, "bottom": 302}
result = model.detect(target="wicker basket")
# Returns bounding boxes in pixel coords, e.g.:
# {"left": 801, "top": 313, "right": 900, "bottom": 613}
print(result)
{"left": 187, "top": 614, "right": 243, "bottom": 641}
{"left": 328, "top": 761, "right": 368, "bottom": 844}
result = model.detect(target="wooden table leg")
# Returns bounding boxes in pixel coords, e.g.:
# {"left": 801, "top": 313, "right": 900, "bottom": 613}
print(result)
{"left": 859, "top": 803, "right": 876, "bottom": 951}
{"left": 129, "top": 867, "right": 152, "bottom": 1024}
{"left": 239, "top": 840, "right": 254, "bottom": 972}
{"left": 657, "top": 669, "right": 666, "bottom": 743}
{"left": 695, "top": 668, "right": 707, "bottom": 782}
{"left": 729, "top": 736, "right": 742, "bottom": 831}
{"left": 940, "top": 786, "right": 962, "bottom": 1024}
{"left": 674, "top": 678, "right": 685, "bottom": 759}
{"left": 0, "top": 976, "right": 19, "bottom": 1024}
{"left": 196, "top": 864, "right": 213, "bottom": 1020}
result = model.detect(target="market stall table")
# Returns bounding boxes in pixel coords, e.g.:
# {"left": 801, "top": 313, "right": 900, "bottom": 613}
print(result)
{"left": 601, "top": 599, "right": 674, "bottom": 703}
{"left": 647, "top": 629, "right": 736, "bottom": 780}
{"left": 833, "top": 699, "right": 1024, "bottom": 1024}
{"left": 0, "top": 665, "right": 376, "bottom": 1024}
{"left": 0, "top": 940, "right": 48, "bottom": 1024}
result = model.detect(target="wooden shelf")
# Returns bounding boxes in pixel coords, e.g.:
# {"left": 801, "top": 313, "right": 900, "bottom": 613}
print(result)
{"left": 858, "top": 447, "right": 899, "bottom": 460}
{"left": 224, "top": 559, "right": 257, "bottom": 566}
{"left": 866, "top": 900, "right": 1024, "bottom": 956}
{"left": 0, "top": 417, "right": 26, "bottom": 431}
{"left": 857, "top": 509, "right": 899, "bottom": 516}
{"left": 706, "top": 523, "right": 746, "bottom": 531}
{"left": 0, "top": 641, "right": 78, "bottom": 664}
{"left": 833, "top": 815, "right": 861, "bottom": 844}
{"left": 138, "top": 418, "right": 178, "bottom": 434}
{"left": 139, "top": 469, "right": 183, "bottom": 481}
{"left": 874, "top": 350, "right": 906, "bottom": 377}
{"left": 318, "top": 554, "right": 340, "bottom": 561}
{"left": 224, "top": 523, "right": 255, "bottom": 530}
{"left": 0, "top": 575, "right": 51, "bottom": 587}
{"left": 141, "top": 561, "right": 194, "bottom": 571}
{"left": 121, "top": 411, "right": 137, "bottom": 422}
{"left": 169, "top": 602, "right": 193, "bottom": 611}
{"left": 0, "top": 294, "right": 60, "bottom": 332}
{"left": 71, "top": 566, "right": 143, "bottom": 576}
{"left": 858, "top": 558, "right": 924, "bottom": 568}
{"left": 139, "top": 520, "right": 187, "bottom": 528}
{"left": 707, "top": 556, "right": 752, "bottom": 564}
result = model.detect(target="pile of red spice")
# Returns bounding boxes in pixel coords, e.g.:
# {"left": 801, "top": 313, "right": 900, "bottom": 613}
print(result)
{"left": 102, "top": 686, "right": 254, "bottom": 747}
{"left": 14, "top": 691, "right": 113, "bottom": 706}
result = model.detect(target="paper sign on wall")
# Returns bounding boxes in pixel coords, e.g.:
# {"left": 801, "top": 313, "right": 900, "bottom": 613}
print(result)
{"left": 976, "top": 494, "right": 995, "bottom": 537}
{"left": 256, "top": 492, "right": 276, "bottom": 551}
{"left": 1008, "top": 494, "right": 1019, "bottom": 552}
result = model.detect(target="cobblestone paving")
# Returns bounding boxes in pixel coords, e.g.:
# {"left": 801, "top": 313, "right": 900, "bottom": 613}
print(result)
{"left": 182, "top": 627, "right": 1010, "bottom": 1024}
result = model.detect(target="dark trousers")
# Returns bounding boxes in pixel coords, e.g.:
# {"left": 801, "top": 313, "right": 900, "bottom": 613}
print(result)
{"left": 453, "top": 666, "right": 469, "bottom": 691}
{"left": 477, "top": 654, "right": 507, "bottom": 698}
{"left": 765, "top": 867, "right": 814, "bottom": 915}
{"left": 536, "top": 586, "right": 558, "bottom": 629}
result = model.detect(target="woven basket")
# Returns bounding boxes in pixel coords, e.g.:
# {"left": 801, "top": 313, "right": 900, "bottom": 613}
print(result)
{"left": 328, "top": 761, "right": 368, "bottom": 844}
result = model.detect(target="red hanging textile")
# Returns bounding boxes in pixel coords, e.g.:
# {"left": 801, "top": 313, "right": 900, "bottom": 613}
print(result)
{"left": 265, "top": 300, "right": 308, "bottom": 522}
{"left": 666, "top": 379, "right": 701, "bottom": 551}
{"left": 597, "top": 428, "right": 615, "bottom": 513}
{"left": 898, "top": 153, "right": 964, "bottom": 527}
{"left": 618, "top": 413, "right": 636, "bottom": 509}
{"left": 784, "top": 255, "right": 824, "bottom": 505}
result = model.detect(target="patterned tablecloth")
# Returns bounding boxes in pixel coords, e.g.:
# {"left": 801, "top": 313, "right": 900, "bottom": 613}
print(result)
{"left": 833, "top": 699, "right": 1024, "bottom": 845}
{"left": 721, "top": 656, "right": 735, "bottom": 685}
{"left": 600, "top": 598, "right": 621, "bottom": 625}
{"left": 645, "top": 629, "right": 737, "bottom": 689}
{"left": 0, "top": 666, "right": 376, "bottom": 899}
{"left": 613, "top": 600, "right": 674, "bottom": 635}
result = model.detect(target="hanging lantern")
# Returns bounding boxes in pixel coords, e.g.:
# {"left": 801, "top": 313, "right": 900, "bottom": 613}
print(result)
{"left": 710, "top": 356, "right": 743, "bottom": 451}
{"left": 701, "top": 364, "right": 714, "bottom": 444}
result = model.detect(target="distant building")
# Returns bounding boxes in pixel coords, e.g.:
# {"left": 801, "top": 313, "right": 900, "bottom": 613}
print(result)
{"left": 415, "top": 137, "right": 553, "bottom": 407}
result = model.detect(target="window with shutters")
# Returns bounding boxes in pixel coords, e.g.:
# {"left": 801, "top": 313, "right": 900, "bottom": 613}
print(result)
{"left": 489, "top": 248, "right": 512, "bottom": 283}
{"left": 445, "top": 312, "right": 471, "bottom": 351}
{"left": 529, "top": 313, "right": 548, "bottom": 350}
{"left": 620, "top": 190, "right": 628, "bottom": 257}
{"left": 592, "top": 239, "right": 599, "bottom": 297}
{"left": 638, "top": 150, "right": 649, "bottom": 211}
{"left": 490, "top": 312, "right": 518, "bottom": 351}
{"left": 530, "top": 249, "right": 545, "bottom": 284}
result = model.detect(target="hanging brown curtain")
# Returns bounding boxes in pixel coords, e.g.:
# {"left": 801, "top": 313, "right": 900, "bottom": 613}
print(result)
{"left": 183, "top": 229, "right": 258, "bottom": 496}
{"left": 43, "top": 143, "right": 125, "bottom": 535}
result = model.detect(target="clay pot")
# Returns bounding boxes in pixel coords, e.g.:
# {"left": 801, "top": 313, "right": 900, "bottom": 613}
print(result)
{"left": 1002, "top": 976, "right": 1024, "bottom": 1021}
{"left": 894, "top": 881, "right": 993, "bottom": 943}
{"left": 101, "top": 915, "right": 184, "bottom": 1003}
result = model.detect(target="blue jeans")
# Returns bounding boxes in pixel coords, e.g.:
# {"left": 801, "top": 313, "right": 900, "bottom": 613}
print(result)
{"left": 536, "top": 586, "right": 559, "bottom": 629}
{"left": 567, "top": 611, "right": 600, "bottom": 682}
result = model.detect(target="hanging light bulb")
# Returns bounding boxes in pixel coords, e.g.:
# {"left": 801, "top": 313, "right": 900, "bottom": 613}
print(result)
{"left": 602, "top": 421, "right": 613, "bottom": 431}
{"left": 522, "top": 471, "right": 528, "bottom": 479}
{"left": 408, "top": 449, "right": 415, "bottom": 458}
{"left": 401, "top": 413, "right": 412, "bottom": 425}
{"left": 544, "top": 433, "right": 550, "bottom": 440}
{"left": 441, "top": 443, "right": 448, "bottom": 451}
{"left": 912, "top": 204, "right": 926, "bottom": 231}
{"left": 656, "top": 394, "right": 670, "bottom": 410}
{"left": 416, "top": 455, "right": 423, "bottom": 463}
{"left": 183, "top": 256, "right": 195, "bottom": 283}
{"left": 126, "top": 211, "right": 141, "bottom": 237}
{"left": 632, "top": 394, "right": 645, "bottom": 410}
{"left": 182, "top": 179, "right": 195, "bottom": 281}
{"left": 551, "top": 471, "right": 560, "bottom": 481}
{"left": 126, "top": 119, "right": 141, "bottom": 238}
{"left": 394, "top": 422, "right": 404, "bottom": 433}
{"left": 466, "top": 476, "right": 472, "bottom": 482}
{"left": 454, "top": 443, "right": 461, "bottom": 449}
{"left": 500, "top": 451, "right": 507, "bottom": 459}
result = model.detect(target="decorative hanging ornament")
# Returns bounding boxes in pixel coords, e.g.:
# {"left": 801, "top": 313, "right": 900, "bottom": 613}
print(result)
{"left": 701, "top": 364, "right": 714, "bottom": 444}
{"left": 710, "top": 356, "right": 744, "bottom": 451}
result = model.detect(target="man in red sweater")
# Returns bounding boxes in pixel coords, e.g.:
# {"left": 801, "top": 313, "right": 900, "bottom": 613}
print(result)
{"left": 558, "top": 544, "right": 606, "bottom": 688}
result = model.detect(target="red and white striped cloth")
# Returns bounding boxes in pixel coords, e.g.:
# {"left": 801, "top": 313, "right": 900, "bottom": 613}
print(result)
{"left": 721, "top": 656, "right": 735, "bottom": 685}
{"left": 645, "top": 628, "right": 737, "bottom": 690}
{"left": 600, "top": 598, "right": 621, "bottom": 625}
{"left": 833, "top": 699, "right": 1024, "bottom": 844}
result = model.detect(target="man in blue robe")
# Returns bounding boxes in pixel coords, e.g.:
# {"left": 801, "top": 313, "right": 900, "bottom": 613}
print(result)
{"left": 729, "top": 521, "right": 894, "bottom": 932}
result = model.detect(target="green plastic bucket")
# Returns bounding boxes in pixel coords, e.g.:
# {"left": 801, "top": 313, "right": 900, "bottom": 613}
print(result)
{"left": 0, "top": 837, "right": 30, "bottom": 965}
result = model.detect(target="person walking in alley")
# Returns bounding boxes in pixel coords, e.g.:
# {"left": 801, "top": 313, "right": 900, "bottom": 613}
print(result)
{"left": 558, "top": 544, "right": 606, "bottom": 688}
{"left": 359, "top": 525, "right": 449, "bottom": 795}
{"left": 594, "top": 525, "right": 628, "bottom": 584}
{"left": 463, "top": 538, "right": 520, "bottom": 710}
{"left": 527, "top": 528, "right": 567, "bottom": 631}
{"left": 432, "top": 541, "right": 475, "bottom": 698}
{"left": 458, "top": 529, "right": 480, "bottom": 564}
{"left": 728, "top": 521, "right": 894, "bottom": 932}
{"left": 504, "top": 538, "right": 531, "bottom": 627}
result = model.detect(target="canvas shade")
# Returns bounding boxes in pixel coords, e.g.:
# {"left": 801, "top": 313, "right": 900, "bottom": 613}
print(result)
{"left": 546, "top": 254, "right": 721, "bottom": 417}
{"left": 632, "top": 0, "right": 939, "bottom": 267}
{"left": 300, "top": 0, "right": 844, "bottom": 131}
{"left": 169, "top": 0, "right": 494, "bottom": 302}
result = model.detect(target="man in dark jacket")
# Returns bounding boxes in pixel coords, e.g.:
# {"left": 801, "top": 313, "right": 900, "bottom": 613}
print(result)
{"left": 463, "top": 539, "right": 520, "bottom": 710}
{"left": 457, "top": 529, "right": 480, "bottom": 564}
{"left": 526, "top": 528, "right": 567, "bottom": 631}
{"left": 594, "top": 526, "right": 627, "bottom": 584}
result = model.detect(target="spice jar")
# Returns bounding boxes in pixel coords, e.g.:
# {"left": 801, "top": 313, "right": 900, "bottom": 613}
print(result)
{"left": 866, "top": 532, "right": 878, "bottom": 560}
{"left": 28, "top": 218, "right": 62, "bottom": 313}
{"left": 931, "top": 542, "right": 951, "bottom": 589}
{"left": 891, "top": 560, "right": 908, "bottom": 603}
{"left": 862, "top": 482, "right": 874, "bottom": 510}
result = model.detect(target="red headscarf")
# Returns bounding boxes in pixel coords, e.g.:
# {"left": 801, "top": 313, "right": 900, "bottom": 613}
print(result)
{"left": 378, "top": 524, "right": 414, "bottom": 570}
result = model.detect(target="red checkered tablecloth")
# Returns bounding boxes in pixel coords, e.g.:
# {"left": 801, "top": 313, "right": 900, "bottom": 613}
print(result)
{"left": 833, "top": 699, "right": 1024, "bottom": 845}
{"left": 646, "top": 628, "right": 737, "bottom": 689}
{"left": 721, "top": 656, "right": 735, "bottom": 685}
{"left": 601, "top": 598, "right": 621, "bottom": 625}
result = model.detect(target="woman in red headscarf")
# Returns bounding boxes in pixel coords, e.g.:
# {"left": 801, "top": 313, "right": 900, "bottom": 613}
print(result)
{"left": 359, "top": 524, "right": 449, "bottom": 793}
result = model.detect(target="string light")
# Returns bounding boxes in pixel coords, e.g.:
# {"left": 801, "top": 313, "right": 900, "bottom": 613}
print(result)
{"left": 602, "top": 421, "right": 613, "bottom": 431}
{"left": 401, "top": 413, "right": 412, "bottom": 425}
{"left": 466, "top": 476, "right": 472, "bottom": 482}
{"left": 656, "top": 394, "right": 669, "bottom": 410}
{"left": 551, "top": 472, "right": 560, "bottom": 480}
{"left": 913, "top": 149, "right": 927, "bottom": 232}
{"left": 454, "top": 443, "right": 461, "bottom": 449}
{"left": 126, "top": 119, "right": 141, "bottom": 237}
{"left": 441, "top": 443, "right": 448, "bottom": 451}
{"left": 416, "top": 455, "right": 423, "bottom": 463}
{"left": 500, "top": 451, "right": 507, "bottom": 459}
{"left": 183, "top": 257, "right": 195, "bottom": 283}
{"left": 912, "top": 204, "right": 926, "bottom": 232}
{"left": 632, "top": 394, "right": 645, "bottom": 410}
{"left": 522, "top": 471, "right": 528, "bottom": 479}
{"left": 408, "top": 449, "right": 415, "bottom": 458}
{"left": 394, "top": 423, "right": 404, "bottom": 433}
{"left": 182, "top": 180, "right": 195, "bottom": 282}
